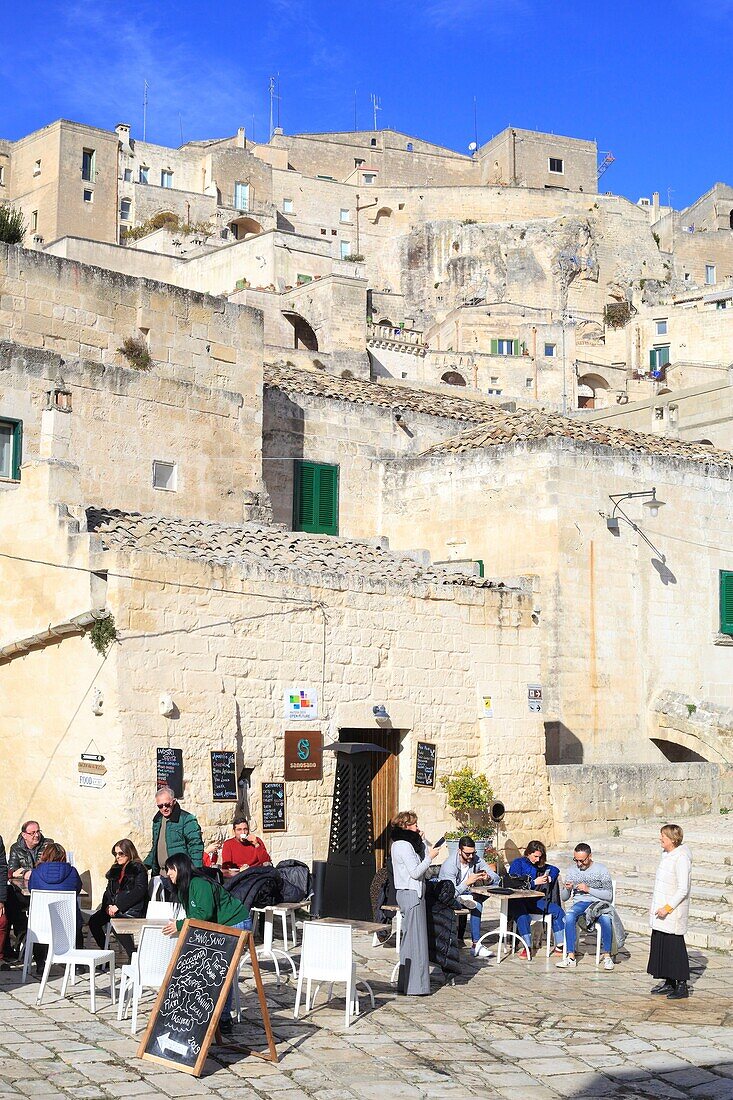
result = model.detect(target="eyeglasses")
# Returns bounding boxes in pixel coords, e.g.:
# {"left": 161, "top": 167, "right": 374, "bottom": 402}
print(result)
{"left": 24, "top": 830, "right": 41, "bottom": 837}
{"left": 573, "top": 856, "right": 591, "bottom": 864}
{"left": 157, "top": 802, "right": 174, "bottom": 809}
{"left": 113, "top": 850, "right": 125, "bottom": 857}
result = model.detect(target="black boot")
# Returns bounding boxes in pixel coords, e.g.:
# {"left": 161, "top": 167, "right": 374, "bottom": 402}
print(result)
{"left": 650, "top": 979, "right": 675, "bottom": 995}
{"left": 667, "top": 981, "right": 689, "bottom": 999}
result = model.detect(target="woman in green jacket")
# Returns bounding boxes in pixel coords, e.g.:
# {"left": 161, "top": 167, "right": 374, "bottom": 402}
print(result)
{"left": 161, "top": 853, "right": 252, "bottom": 1033}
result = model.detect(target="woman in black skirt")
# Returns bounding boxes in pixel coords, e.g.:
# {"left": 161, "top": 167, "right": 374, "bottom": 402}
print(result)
{"left": 647, "top": 823, "right": 692, "bottom": 1000}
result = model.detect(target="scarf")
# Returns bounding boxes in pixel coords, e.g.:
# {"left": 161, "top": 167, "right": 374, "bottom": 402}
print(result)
{"left": 390, "top": 826, "right": 424, "bottom": 856}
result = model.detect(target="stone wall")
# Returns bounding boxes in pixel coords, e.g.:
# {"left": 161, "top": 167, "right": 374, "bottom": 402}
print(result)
{"left": 379, "top": 438, "right": 733, "bottom": 775}
{"left": 479, "top": 128, "right": 598, "bottom": 193}
{"left": 548, "top": 762, "right": 721, "bottom": 843}
{"left": 0, "top": 465, "right": 549, "bottom": 893}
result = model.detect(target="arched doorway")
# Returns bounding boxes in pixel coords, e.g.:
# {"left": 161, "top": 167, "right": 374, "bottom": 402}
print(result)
{"left": 441, "top": 371, "right": 466, "bottom": 387}
{"left": 577, "top": 373, "right": 611, "bottom": 409}
{"left": 229, "top": 216, "right": 263, "bottom": 240}
{"left": 282, "top": 311, "right": 319, "bottom": 351}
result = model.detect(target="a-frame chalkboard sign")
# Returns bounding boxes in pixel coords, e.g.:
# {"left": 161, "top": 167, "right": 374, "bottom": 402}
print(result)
{"left": 137, "top": 920, "right": 277, "bottom": 1076}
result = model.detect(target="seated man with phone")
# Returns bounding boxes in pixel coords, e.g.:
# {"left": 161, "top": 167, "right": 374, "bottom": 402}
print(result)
{"left": 438, "top": 835, "right": 500, "bottom": 957}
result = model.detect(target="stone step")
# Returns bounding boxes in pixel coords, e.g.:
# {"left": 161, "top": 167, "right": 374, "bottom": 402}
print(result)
{"left": 620, "top": 914, "right": 733, "bottom": 952}
{"left": 614, "top": 889, "right": 731, "bottom": 924}
{"left": 547, "top": 850, "right": 733, "bottom": 889}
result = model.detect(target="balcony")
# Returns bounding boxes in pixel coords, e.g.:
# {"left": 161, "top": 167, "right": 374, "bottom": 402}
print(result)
{"left": 218, "top": 196, "right": 274, "bottom": 219}
{"left": 367, "top": 322, "right": 427, "bottom": 356}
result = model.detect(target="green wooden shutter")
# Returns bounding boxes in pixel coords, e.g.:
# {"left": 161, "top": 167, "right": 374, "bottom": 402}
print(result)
{"left": 660, "top": 346, "right": 670, "bottom": 366}
{"left": 512, "top": 339, "right": 520, "bottom": 356}
{"left": 316, "top": 464, "right": 339, "bottom": 535}
{"left": 720, "top": 571, "right": 733, "bottom": 635}
{"left": 11, "top": 420, "right": 22, "bottom": 481}
{"left": 649, "top": 349, "right": 656, "bottom": 369}
{"left": 490, "top": 338, "right": 498, "bottom": 355}
{"left": 294, "top": 461, "right": 339, "bottom": 535}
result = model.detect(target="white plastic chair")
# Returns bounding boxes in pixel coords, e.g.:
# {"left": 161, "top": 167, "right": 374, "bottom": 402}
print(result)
{"left": 21, "top": 890, "right": 79, "bottom": 982}
{"left": 372, "top": 907, "right": 402, "bottom": 952}
{"left": 37, "top": 902, "right": 115, "bottom": 1012}
{"left": 117, "top": 925, "right": 176, "bottom": 1034}
{"left": 294, "top": 923, "right": 374, "bottom": 1029}
{"left": 103, "top": 900, "right": 180, "bottom": 949}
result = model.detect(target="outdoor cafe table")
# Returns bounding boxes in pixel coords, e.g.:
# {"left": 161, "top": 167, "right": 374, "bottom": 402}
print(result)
{"left": 312, "top": 916, "right": 390, "bottom": 935}
{"left": 110, "top": 917, "right": 168, "bottom": 944}
{"left": 471, "top": 886, "right": 545, "bottom": 963}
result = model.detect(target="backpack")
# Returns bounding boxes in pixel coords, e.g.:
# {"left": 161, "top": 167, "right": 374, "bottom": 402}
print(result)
{"left": 276, "top": 859, "right": 311, "bottom": 903}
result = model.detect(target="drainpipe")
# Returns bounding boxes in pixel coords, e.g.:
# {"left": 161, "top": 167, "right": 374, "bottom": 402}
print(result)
{"left": 511, "top": 129, "right": 517, "bottom": 186}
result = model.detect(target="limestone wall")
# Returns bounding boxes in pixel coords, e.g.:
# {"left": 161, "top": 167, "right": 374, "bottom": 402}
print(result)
{"left": 548, "top": 763, "right": 721, "bottom": 843}
{"left": 582, "top": 378, "right": 733, "bottom": 450}
{"left": 0, "top": 468, "right": 549, "bottom": 892}
{"left": 380, "top": 439, "right": 733, "bottom": 773}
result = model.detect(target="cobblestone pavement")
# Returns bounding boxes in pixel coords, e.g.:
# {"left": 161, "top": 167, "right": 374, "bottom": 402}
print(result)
{"left": 1, "top": 932, "right": 733, "bottom": 1099}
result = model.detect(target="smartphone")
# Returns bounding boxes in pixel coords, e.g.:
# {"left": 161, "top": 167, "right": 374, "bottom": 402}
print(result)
{"left": 435, "top": 835, "right": 446, "bottom": 848}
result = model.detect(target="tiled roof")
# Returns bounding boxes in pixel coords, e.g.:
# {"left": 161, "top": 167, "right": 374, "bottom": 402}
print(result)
{"left": 85, "top": 508, "right": 498, "bottom": 591}
{"left": 419, "top": 407, "right": 733, "bottom": 465}
{"left": 263, "top": 362, "right": 504, "bottom": 423}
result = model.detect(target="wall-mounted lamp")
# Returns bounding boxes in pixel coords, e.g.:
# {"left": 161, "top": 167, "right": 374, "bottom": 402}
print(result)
{"left": 372, "top": 704, "right": 389, "bottom": 719}
{"left": 604, "top": 488, "right": 667, "bottom": 562}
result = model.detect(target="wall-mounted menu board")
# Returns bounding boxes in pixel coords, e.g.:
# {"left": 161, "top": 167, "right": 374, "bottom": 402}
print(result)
{"left": 157, "top": 747, "right": 184, "bottom": 798}
{"left": 138, "top": 920, "right": 276, "bottom": 1075}
{"left": 210, "top": 751, "right": 237, "bottom": 801}
{"left": 261, "top": 781, "right": 286, "bottom": 832}
{"left": 414, "top": 741, "right": 437, "bottom": 788}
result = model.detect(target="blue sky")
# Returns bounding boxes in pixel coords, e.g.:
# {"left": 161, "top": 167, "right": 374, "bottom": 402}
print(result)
{"left": 2, "top": 0, "right": 732, "bottom": 208}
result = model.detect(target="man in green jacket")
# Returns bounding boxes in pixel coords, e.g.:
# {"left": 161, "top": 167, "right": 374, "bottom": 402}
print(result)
{"left": 144, "top": 787, "right": 204, "bottom": 875}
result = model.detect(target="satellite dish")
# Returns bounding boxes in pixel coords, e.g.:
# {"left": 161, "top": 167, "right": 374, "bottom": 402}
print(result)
{"left": 468, "top": 141, "right": 477, "bottom": 151}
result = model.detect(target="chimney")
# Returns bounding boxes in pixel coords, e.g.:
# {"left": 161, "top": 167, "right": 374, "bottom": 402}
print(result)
{"left": 116, "top": 122, "right": 132, "bottom": 153}
{"left": 237, "top": 127, "right": 246, "bottom": 149}
{"left": 652, "top": 191, "right": 660, "bottom": 219}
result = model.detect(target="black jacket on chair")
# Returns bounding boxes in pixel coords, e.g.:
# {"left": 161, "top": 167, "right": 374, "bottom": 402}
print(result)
{"left": 425, "top": 878, "right": 462, "bottom": 976}
{"left": 99, "top": 861, "right": 148, "bottom": 917}
{"left": 224, "top": 865, "right": 282, "bottom": 912}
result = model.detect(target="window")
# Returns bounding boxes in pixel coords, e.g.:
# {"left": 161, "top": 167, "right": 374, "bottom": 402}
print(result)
{"left": 370, "top": 138, "right": 377, "bottom": 147}
{"left": 490, "top": 376, "right": 499, "bottom": 384}
{"left": 406, "top": 143, "right": 413, "bottom": 152}
{"left": 720, "top": 571, "right": 733, "bottom": 636}
{"left": 544, "top": 343, "right": 556, "bottom": 357}
{"left": 339, "top": 240, "right": 351, "bottom": 259}
{"left": 82, "top": 149, "right": 95, "bottom": 182}
{"left": 293, "top": 461, "right": 339, "bottom": 535}
{"left": 234, "top": 181, "right": 250, "bottom": 210}
{"left": 354, "top": 158, "right": 365, "bottom": 167}
{"left": 282, "top": 197, "right": 294, "bottom": 214}
{"left": 161, "top": 169, "right": 173, "bottom": 188}
{"left": 83, "top": 189, "right": 94, "bottom": 203}
{"left": 152, "top": 460, "right": 177, "bottom": 491}
{"left": 123, "top": 168, "right": 132, "bottom": 182}
{"left": 0, "top": 418, "right": 22, "bottom": 480}
{"left": 525, "top": 377, "right": 533, "bottom": 388}
{"left": 33, "top": 159, "right": 41, "bottom": 177}
{"left": 139, "top": 166, "right": 149, "bottom": 184}
{"left": 548, "top": 157, "right": 564, "bottom": 174}
{"left": 492, "top": 338, "right": 519, "bottom": 356}
{"left": 363, "top": 172, "right": 376, "bottom": 184}
{"left": 0, "top": 165, "right": 4, "bottom": 186}
{"left": 31, "top": 210, "right": 38, "bottom": 231}
{"left": 120, "top": 199, "right": 131, "bottom": 220}
{"left": 488, "top": 386, "right": 503, "bottom": 395}
{"left": 706, "top": 264, "right": 716, "bottom": 284}
{"left": 339, "top": 208, "right": 350, "bottom": 223}
{"left": 649, "top": 346, "right": 670, "bottom": 369}
{"left": 716, "top": 299, "right": 729, "bottom": 310}
{"left": 655, "top": 319, "right": 668, "bottom": 336}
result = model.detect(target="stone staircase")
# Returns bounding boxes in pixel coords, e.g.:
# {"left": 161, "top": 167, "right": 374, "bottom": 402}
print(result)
{"left": 547, "top": 814, "right": 733, "bottom": 953}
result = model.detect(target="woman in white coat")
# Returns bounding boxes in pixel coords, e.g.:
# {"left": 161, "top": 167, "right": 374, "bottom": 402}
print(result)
{"left": 390, "top": 810, "right": 443, "bottom": 995}
{"left": 647, "top": 823, "right": 692, "bottom": 1000}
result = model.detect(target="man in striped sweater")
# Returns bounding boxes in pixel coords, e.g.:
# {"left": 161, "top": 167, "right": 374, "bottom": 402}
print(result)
{"left": 556, "top": 842, "right": 615, "bottom": 971}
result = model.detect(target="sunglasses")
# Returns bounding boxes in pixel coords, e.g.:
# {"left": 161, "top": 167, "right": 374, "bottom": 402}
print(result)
{"left": 157, "top": 802, "right": 174, "bottom": 809}
{"left": 113, "top": 850, "right": 126, "bottom": 857}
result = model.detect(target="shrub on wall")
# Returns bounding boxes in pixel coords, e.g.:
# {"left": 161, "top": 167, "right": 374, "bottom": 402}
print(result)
{"left": 0, "top": 203, "right": 26, "bottom": 244}
{"left": 118, "top": 336, "right": 152, "bottom": 371}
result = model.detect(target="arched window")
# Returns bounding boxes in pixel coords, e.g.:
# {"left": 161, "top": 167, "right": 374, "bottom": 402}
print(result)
{"left": 577, "top": 373, "right": 610, "bottom": 409}
{"left": 441, "top": 371, "right": 466, "bottom": 387}
{"left": 282, "top": 311, "right": 318, "bottom": 351}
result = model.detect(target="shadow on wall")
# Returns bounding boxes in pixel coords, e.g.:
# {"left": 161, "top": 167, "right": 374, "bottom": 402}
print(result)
{"left": 651, "top": 736, "right": 707, "bottom": 763}
{"left": 262, "top": 392, "right": 304, "bottom": 527}
{"left": 545, "top": 721, "right": 584, "bottom": 765}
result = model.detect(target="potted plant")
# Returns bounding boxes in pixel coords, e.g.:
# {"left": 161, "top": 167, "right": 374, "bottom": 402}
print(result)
{"left": 440, "top": 768, "right": 495, "bottom": 859}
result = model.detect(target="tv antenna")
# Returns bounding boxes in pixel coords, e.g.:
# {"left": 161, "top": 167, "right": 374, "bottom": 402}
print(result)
{"left": 269, "top": 75, "right": 282, "bottom": 138}
{"left": 143, "top": 80, "right": 148, "bottom": 142}
{"left": 371, "top": 93, "right": 382, "bottom": 132}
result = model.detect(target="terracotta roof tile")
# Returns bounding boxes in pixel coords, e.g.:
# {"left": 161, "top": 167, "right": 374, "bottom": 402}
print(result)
{"left": 85, "top": 508, "right": 500, "bottom": 591}
{"left": 419, "top": 407, "right": 733, "bottom": 466}
{"left": 263, "top": 362, "right": 504, "bottom": 423}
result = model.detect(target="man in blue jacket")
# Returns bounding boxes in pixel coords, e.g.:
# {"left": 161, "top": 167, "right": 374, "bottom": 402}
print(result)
{"left": 439, "top": 837, "right": 499, "bottom": 958}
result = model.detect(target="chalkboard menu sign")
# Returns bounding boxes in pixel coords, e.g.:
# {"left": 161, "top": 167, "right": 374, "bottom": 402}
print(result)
{"left": 157, "top": 748, "right": 184, "bottom": 798}
{"left": 261, "top": 781, "right": 286, "bottom": 832}
{"left": 138, "top": 920, "right": 276, "bottom": 1076}
{"left": 210, "top": 751, "right": 237, "bottom": 801}
{"left": 414, "top": 741, "right": 437, "bottom": 788}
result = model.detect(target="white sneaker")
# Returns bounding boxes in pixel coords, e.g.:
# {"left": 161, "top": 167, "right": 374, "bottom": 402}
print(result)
{"left": 472, "top": 944, "right": 492, "bottom": 959}
{"left": 602, "top": 956, "right": 615, "bottom": 971}
{"left": 556, "top": 956, "right": 577, "bottom": 969}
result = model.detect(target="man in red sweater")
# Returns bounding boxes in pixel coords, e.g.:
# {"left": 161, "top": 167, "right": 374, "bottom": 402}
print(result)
{"left": 207, "top": 816, "right": 271, "bottom": 871}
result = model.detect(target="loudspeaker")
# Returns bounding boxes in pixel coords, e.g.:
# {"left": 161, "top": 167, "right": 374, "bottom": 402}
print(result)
{"left": 490, "top": 800, "right": 505, "bottom": 823}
